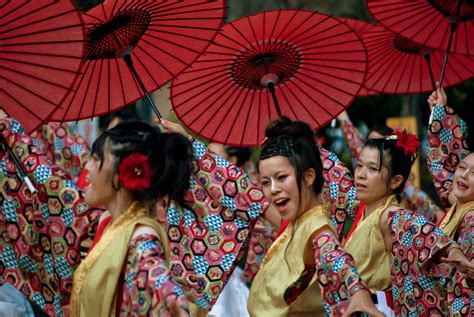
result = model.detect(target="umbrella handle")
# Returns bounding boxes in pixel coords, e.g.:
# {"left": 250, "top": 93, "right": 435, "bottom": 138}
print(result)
{"left": 438, "top": 0, "right": 463, "bottom": 88}
{"left": 0, "top": 134, "right": 37, "bottom": 193}
{"left": 423, "top": 54, "right": 436, "bottom": 91}
{"left": 267, "top": 82, "right": 282, "bottom": 117}
{"left": 122, "top": 53, "right": 163, "bottom": 120}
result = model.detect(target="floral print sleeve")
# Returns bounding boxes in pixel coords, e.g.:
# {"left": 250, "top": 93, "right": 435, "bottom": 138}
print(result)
{"left": 457, "top": 213, "right": 474, "bottom": 260}
{"left": 0, "top": 118, "right": 100, "bottom": 316}
{"left": 31, "top": 122, "right": 90, "bottom": 182}
{"left": 339, "top": 118, "right": 365, "bottom": 159}
{"left": 427, "top": 104, "right": 470, "bottom": 208}
{"left": 166, "top": 140, "right": 266, "bottom": 310}
{"left": 121, "top": 234, "right": 188, "bottom": 316}
{"left": 320, "top": 148, "right": 358, "bottom": 239}
{"left": 388, "top": 208, "right": 472, "bottom": 316}
{"left": 284, "top": 231, "right": 367, "bottom": 315}
{"left": 402, "top": 180, "right": 442, "bottom": 222}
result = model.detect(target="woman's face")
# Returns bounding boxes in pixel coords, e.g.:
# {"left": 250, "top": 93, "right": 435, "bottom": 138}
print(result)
{"left": 259, "top": 156, "right": 312, "bottom": 221}
{"left": 453, "top": 153, "right": 474, "bottom": 203}
{"left": 355, "top": 147, "right": 391, "bottom": 204}
{"left": 83, "top": 147, "right": 117, "bottom": 207}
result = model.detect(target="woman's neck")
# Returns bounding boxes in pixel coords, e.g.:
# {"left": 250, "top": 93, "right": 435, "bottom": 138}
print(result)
{"left": 107, "top": 192, "right": 135, "bottom": 222}
{"left": 364, "top": 195, "right": 390, "bottom": 217}
{"left": 301, "top": 193, "right": 323, "bottom": 215}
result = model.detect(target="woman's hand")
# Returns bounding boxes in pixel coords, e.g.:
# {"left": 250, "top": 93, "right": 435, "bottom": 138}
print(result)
{"left": 442, "top": 247, "right": 474, "bottom": 279}
{"left": 342, "top": 289, "right": 384, "bottom": 317}
{"left": 428, "top": 82, "right": 447, "bottom": 111}
{"left": 157, "top": 119, "right": 194, "bottom": 142}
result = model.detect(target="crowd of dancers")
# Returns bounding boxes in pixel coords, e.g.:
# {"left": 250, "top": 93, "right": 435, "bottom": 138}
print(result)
{"left": 0, "top": 87, "right": 472, "bottom": 316}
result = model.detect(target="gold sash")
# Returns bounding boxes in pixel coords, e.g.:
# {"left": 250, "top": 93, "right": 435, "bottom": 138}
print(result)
{"left": 439, "top": 201, "right": 474, "bottom": 238}
{"left": 345, "top": 195, "right": 397, "bottom": 292}
{"left": 71, "top": 202, "right": 168, "bottom": 317}
{"left": 248, "top": 205, "right": 334, "bottom": 317}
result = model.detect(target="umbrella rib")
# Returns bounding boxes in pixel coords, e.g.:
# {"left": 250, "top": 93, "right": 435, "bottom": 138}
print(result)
{"left": 0, "top": 1, "right": 58, "bottom": 29}
{"left": 0, "top": 88, "right": 46, "bottom": 122}
{"left": 366, "top": 48, "right": 401, "bottom": 90}
{"left": 0, "top": 56, "right": 80, "bottom": 74}
{"left": 149, "top": 28, "right": 217, "bottom": 42}
{"left": 228, "top": 22, "right": 261, "bottom": 56}
{"left": 299, "top": 63, "right": 367, "bottom": 86}
{"left": 149, "top": 23, "right": 221, "bottom": 32}
{"left": 136, "top": 40, "right": 185, "bottom": 77}
{"left": 89, "top": 59, "right": 105, "bottom": 121}
{"left": 173, "top": 72, "right": 229, "bottom": 105}
{"left": 0, "top": 75, "right": 59, "bottom": 107}
{"left": 144, "top": 31, "right": 206, "bottom": 54}
{"left": 183, "top": 82, "right": 234, "bottom": 124}
{"left": 209, "top": 86, "right": 247, "bottom": 141}
{"left": 61, "top": 61, "right": 95, "bottom": 122}
{"left": 171, "top": 66, "right": 228, "bottom": 89}
{"left": 239, "top": 90, "right": 256, "bottom": 146}
{"left": 115, "top": 58, "right": 128, "bottom": 107}
{"left": 283, "top": 12, "right": 330, "bottom": 45}
{"left": 295, "top": 70, "right": 357, "bottom": 104}
{"left": 142, "top": 34, "right": 204, "bottom": 54}
{"left": 248, "top": 16, "right": 263, "bottom": 54}
{"left": 290, "top": 78, "right": 341, "bottom": 123}
{"left": 0, "top": 16, "right": 83, "bottom": 39}
{"left": 267, "top": 10, "right": 301, "bottom": 53}
{"left": 0, "top": 65, "right": 72, "bottom": 90}
{"left": 265, "top": 10, "right": 281, "bottom": 52}
{"left": 132, "top": 49, "right": 161, "bottom": 88}
{"left": 108, "top": 58, "right": 111, "bottom": 115}
{"left": 277, "top": 86, "right": 300, "bottom": 119}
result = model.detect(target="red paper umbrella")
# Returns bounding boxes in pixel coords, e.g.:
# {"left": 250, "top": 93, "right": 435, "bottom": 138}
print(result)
{"left": 0, "top": 1, "right": 85, "bottom": 133}
{"left": 362, "top": 24, "right": 473, "bottom": 94}
{"left": 340, "top": 17, "right": 378, "bottom": 96}
{"left": 170, "top": 10, "right": 368, "bottom": 146}
{"left": 52, "top": 0, "right": 225, "bottom": 122}
{"left": 366, "top": 0, "right": 474, "bottom": 87}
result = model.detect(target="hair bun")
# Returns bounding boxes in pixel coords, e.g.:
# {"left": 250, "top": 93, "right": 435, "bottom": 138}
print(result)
{"left": 264, "top": 116, "right": 315, "bottom": 146}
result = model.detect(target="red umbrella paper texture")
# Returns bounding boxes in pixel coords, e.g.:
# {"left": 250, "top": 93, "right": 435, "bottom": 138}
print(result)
{"left": 362, "top": 24, "right": 474, "bottom": 94}
{"left": 366, "top": 0, "right": 474, "bottom": 56}
{"left": 340, "top": 17, "right": 378, "bottom": 96}
{"left": 0, "top": 1, "right": 86, "bottom": 133}
{"left": 51, "top": 0, "right": 225, "bottom": 122}
{"left": 171, "top": 10, "right": 368, "bottom": 146}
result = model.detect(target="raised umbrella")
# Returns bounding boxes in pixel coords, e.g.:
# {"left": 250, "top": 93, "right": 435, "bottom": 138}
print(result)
{"left": 0, "top": 0, "right": 85, "bottom": 133}
{"left": 0, "top": 0, "right": 86, "bottom": 194}
{"left": 362, "top": 24, "right": 473, "bottom": 94}
{"left": 366, "top": 0, "right": 474, "bottom": 87}
{"left": 51, "top": 0, "right": 225, "bottom": 122}
{"left": 171, "top": 10, "right": 368, "bottom": 146}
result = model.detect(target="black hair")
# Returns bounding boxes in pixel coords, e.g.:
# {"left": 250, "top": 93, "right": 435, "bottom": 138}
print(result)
{"left": 226, "top": 147, "right": 251, "bottom": 167}
{"left": 369, "top": 125, "right": 394, "bottom": 138}
{"left": 258, "top": 117, "right": 324, "bottom": 271}
{"left": 98, "top": 105, "right": 141, "bottom": 132}
{"left": 91, "top": 120, "right": 193, "bottom": 209}
{"left": 362, "top": 137, "right": 416, "bottom": 198}
{"left": 259, "top": 117, "right": 324, "bottom": 197}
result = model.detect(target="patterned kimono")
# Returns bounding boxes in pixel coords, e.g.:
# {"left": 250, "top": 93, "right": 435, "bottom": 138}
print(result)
{"left": 0, "top": 118, "right": 264, "bottom": 316}
{"left": 426, "top": 104, "right": 473, "bottom": 260}
{"left": 339, "top": 118, "right": 442, "bottom": 221}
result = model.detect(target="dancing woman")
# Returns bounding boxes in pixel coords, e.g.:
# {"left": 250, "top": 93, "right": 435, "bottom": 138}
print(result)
{"left": 427, "top": 87, "right": 474, "bottom": 270}
{"left": 337, "top": 110, "right": 442, "bottom": 222}
{"left": 247, "top": 117, "right": 382, "bottom": 316}
{"left": 345, "top": 129, "right": 472, "bottom": 315}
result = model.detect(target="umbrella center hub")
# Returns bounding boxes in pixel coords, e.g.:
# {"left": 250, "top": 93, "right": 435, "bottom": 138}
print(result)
{"left": 86, "top": 9, "right": 152, "bottom": 60}
{"left": 231, "top": 41, "right": 301, "bottom": 89}
{"left": 428, "top": 0, "right": 474, "bottom": 22}
{"left": 392, "top": 34, "right": 431, "bottom": 55}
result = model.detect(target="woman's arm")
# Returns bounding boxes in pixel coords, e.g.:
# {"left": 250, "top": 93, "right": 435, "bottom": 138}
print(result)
{"left": 121, "top": 234, "right": 189, "bottom": 316}
{"left": 337, "top": 110, "right": 366, "bottom": 160}
{"left": 426, "top": 90, "right": 470, "bottom": 208}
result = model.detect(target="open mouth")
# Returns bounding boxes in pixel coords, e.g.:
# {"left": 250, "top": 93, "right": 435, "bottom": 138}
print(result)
{"left": 456, "top": 181, "right": 469, "bottom": 191}
{"left": 274, "top": 198, "right": 289, "bottom": 208}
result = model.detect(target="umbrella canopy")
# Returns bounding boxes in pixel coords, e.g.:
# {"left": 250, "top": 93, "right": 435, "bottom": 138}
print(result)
{"left": 366, "top": 0, "right": 474, "bottom": 56}
{"left": 51, "top": 0, "right": 225, "bottom": 122}
{"left": 340, "top": 17, "right": 378, "bottom": 96}
{"left": 0, "top": 1, "right": 86, "bottom": 133}
{"left": 362, "top": 24, "right": 474, "bottom": 94}
{"left": 171, "top": 10, "right": 368, "bottom": 146}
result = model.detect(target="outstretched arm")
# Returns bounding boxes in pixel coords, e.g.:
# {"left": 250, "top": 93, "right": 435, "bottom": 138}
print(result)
{"left": 426, "top": 88, "right": 470, "bottom": 208}
{"left": 337, "top": 110, "right": 366, "bottom": 160}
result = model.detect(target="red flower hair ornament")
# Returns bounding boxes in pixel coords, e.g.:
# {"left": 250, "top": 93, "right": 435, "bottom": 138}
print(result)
{"left": 118, "top": 153, "right": 152, "bottom": 191}
{"left": 388, "top": 129, "right": 421, "bottom": 156}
